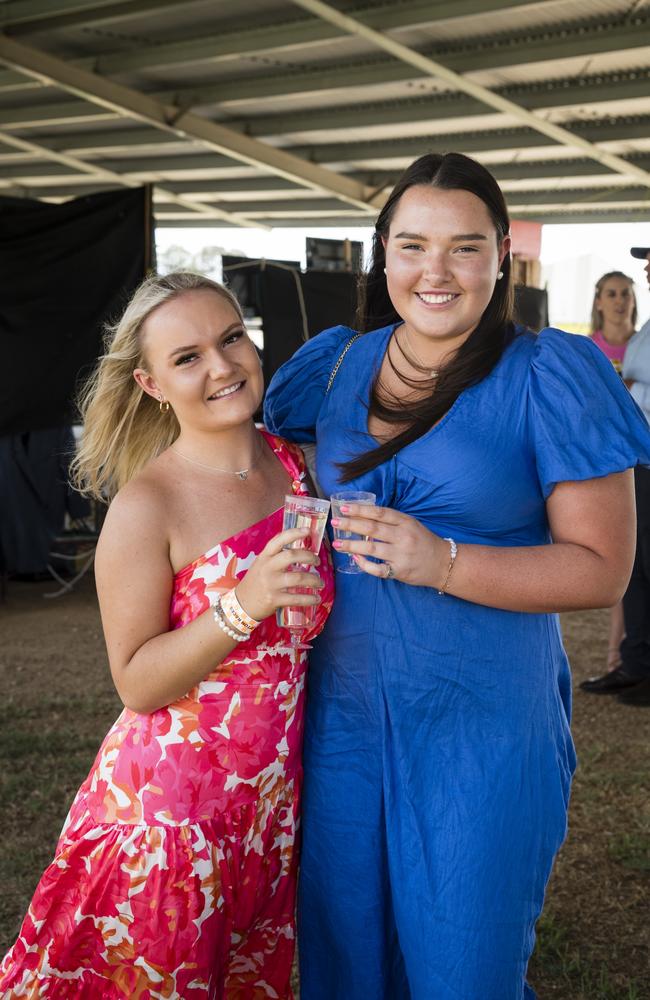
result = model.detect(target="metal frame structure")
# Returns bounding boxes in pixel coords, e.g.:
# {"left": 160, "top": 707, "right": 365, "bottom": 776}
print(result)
{"left": 0, "top": 0, "right": 649, "bottom": 226}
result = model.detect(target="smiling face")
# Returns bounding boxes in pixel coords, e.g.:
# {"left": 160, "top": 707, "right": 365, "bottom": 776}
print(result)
{"left": 133, "top": 288, "right": 263, "bottom": 433}
{"left": 595, "top": 276, "right": 635, "bottom": 332}
{"left": 382, "top": 185, "right": 509, "bottom": 359}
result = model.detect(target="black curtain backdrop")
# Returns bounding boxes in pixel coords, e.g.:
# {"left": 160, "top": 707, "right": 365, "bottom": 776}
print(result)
{"left": 514, "top": 284, "right": 549, "bottom": 333}
{"left": 259, "top": 267, "right": 357, "bottom": 386}
{"left": 0, "top": 186, "right": 152, "bottom": 434}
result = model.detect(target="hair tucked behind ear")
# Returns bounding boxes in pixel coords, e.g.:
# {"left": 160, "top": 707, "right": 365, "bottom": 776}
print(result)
{"left": 70, "top": 272, "right": 243, "bottom": 502}
{"left": 340, "top": 152, "right": 515, "bottom": 482}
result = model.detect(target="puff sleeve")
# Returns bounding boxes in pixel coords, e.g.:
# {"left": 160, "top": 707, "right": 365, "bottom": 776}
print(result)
{"left": 528, "top": 327, "right": 650, "bottom": 499}
{"left": 263, "top": 324, "right": 354, "bottom": 442}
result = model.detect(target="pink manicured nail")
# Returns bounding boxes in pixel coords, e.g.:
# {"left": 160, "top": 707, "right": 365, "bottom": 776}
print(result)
{"left": 340, "top": 505, "right": 350, "bottom": 513}
{"left": 332, "top": 540, "right": 343, "bottom": 548}
{"left": 331, "top": 518, "right": 340, "bottom": 527}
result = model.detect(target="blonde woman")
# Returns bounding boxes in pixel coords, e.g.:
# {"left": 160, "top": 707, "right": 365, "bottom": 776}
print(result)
{"left": 589, "top": 271, "right": 638, "bottom": 669}
{"left": 590, "top": 270, "right": 637, "bottom": 374}
{"left": 0, "top": 272, "right": 333, "bottom": 999}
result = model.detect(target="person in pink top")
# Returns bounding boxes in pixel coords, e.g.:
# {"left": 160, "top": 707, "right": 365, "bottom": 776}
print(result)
{"left": 0, "top": 272, "right": 333, "bottom": 999}
{"left": 589, "top": 270, "right": 638, "bottom": 670}
{"left": 590, "top": 270, "right": 637, "bottom": 374}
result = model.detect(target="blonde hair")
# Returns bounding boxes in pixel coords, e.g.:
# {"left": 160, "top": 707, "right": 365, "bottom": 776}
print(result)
{"left": 590, "top": 270, "right": 637, "bottom": 334}
{"left": 70, "top": 271, "right": 244, "bottom": 501}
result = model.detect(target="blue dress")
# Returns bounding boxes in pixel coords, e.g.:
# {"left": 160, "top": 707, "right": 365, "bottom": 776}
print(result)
{"left": 264, "top": 324, "right": 650, "bottom": 1000}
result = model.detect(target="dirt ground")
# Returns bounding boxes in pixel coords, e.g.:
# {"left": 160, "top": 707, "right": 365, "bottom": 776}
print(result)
{"left": 0, "top": 574, "right": 648, "bottom": 998}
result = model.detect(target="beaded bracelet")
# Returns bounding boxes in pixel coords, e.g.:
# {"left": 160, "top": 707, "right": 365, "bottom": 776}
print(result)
{"left": 437, "top": 537, "right": 458, "bottom": 596}
{"left": 213, "top": 597, "right": 249, "bottom": 642}
{"left": 221, "top": 588, "right": 260, "bottom": 634}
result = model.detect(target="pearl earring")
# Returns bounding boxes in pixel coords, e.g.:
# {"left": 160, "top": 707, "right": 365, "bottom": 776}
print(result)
{"left": 497, "top": 271, "right": 504, "bottom": 280}
{"left": 383, "top": 267, "right": 387, "bottom": 275}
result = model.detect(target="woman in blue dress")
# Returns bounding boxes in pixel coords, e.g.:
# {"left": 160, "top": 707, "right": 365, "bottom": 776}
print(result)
{"left": 264, "top": 152, "right": 650, "bottom": 1000}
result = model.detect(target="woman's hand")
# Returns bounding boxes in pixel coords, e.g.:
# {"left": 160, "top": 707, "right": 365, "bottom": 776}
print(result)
{"left": 236, "top": 527, "right": 325, "bottom": 621}
{"left": 331, "top": 504, "right": 447, "bottom": 587}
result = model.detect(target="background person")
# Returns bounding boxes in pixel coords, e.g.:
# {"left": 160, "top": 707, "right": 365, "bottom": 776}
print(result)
{"left": 589, "top": 270, "right": 637, "bottom": 374}
{"left": 265, "top": 153, "right": 650, "bottom": 1000}
{"left": 582, "top": 245, "right": 650, "bottom": 705}
{"left": 0, "top": 272, "right": 333, "bottom": 999}
{"left": 588, "top": 271, "right": 638, "bottom": 671}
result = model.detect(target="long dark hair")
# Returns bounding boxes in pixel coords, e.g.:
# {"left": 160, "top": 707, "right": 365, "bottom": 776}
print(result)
{"left": 339, "top": 152, "right": 515, "bottom": 482}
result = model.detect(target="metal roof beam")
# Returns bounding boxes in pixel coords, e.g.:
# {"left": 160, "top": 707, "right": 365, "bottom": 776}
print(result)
{"left": 152, "top": 208, "right": 650, "bottom": 228}
{"left": 11, "top": 157, "right": 650, "bottom": 200}
{"left": 230, "top": 72, "right": 650, "bottom": 138}
{"left": 154, "top": 16, "right": 650, "bottom": 109}
{"left": 5, "top": 115, "right": 650, "bottom": 180}
{"left": 22, "top": 184, "right": 650, "bottom": 210}
{"left": 0, "top": 0, "right": 179, "bottom": 31}
{"left": 0, "top": 127, "right": 268, "bottom": 225}
{"left": 1, "top": 5, "right": 649, "bottom": 98}
{"left": 0, "top": 98, "right": 115, "bottom": 128}
{"left": 84, "top": 0, "right": 538, "bottom": 75}
{"left": 8, "top": 68, "right": 649, "bottom": 142}
{"left": 0, "top": 33, "right": 375, "bottom": 214}
{"left": 288, "top": 0, "right": 650, "bottom": 194}
{"left": 281, "top": 118, "right": 650, "bottom": 163}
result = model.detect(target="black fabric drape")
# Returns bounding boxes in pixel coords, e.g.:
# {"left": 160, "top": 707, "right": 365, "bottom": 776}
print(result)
{"left": 0, "top": 426, "right": 86, "bottom": 575}
{"left": 256, "top": 266, "right": 357, "bottom": 386}
{"left": 514, "top": 285, "right": 549, "bottom": 333}
{"left": 0, "top": 186, "right": 152, "bottom": 434}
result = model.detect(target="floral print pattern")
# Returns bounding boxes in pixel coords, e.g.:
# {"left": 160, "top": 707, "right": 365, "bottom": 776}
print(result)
{"left": 0, "top": 432, "right": 334, "bottom": 999}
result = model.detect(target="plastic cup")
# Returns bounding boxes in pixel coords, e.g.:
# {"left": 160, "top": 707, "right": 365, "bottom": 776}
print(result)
{"left": 330, "top": 491, "right": 376, "bottom": 574}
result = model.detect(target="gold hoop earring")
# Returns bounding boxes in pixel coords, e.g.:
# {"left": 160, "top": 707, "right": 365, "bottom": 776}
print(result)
{"left": 159, "top": 398, "right": 170, "bottom": 413}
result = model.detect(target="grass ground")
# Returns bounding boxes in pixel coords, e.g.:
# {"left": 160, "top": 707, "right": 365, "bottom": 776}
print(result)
{"left": 0, "top": 578, "right": 648, "bottom": 998}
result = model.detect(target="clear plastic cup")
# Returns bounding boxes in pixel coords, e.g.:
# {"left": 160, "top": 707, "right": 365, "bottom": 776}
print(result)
{"left": 276, "top": 494, "right": 330, "bottom": 646}
{"left": 330, "top": 491, "right": 377, "bottom": 574}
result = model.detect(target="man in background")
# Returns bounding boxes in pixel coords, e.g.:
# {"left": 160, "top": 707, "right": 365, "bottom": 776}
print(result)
{"left": 581, "top": 244, "right": 650, "bottom": 706}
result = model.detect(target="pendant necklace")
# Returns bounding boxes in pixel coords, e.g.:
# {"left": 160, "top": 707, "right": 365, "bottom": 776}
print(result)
{"left": 171, "top": 440, "right": 261, "bottom": 481}
{"left": 402, "top": 327, "right": 439, "bottom": 379}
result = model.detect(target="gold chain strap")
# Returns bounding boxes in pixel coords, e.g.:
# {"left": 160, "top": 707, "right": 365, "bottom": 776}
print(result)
{"left": 326, "top": 334, "right": 362, "bottom": 394}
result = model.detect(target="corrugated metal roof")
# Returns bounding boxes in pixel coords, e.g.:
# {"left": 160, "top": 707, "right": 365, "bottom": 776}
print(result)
{"left": 0, "top": 0, "right": 648, "bottom": 226}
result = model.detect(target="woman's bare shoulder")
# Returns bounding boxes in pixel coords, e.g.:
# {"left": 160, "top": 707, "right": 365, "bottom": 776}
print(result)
{"left": 97, "top": 456, "right": 174, "bottom": 559}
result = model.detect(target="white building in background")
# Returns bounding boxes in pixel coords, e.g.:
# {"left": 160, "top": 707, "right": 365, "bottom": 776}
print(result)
{"left": 542, "top": 253, "right": 613, "bottom": 334}
{"left": 541, "top": 223, "right": 650, "bottom": 334}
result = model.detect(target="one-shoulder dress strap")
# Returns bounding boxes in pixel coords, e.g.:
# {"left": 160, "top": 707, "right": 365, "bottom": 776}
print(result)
{"left": 259, "top": 428, "right": 309, "bottom": 495}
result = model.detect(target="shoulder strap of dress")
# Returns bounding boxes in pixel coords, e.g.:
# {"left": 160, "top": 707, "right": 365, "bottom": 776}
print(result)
{"left": 259, "top": 429, "right": 307, "bottom": 493}
{"left": 326, "top": 333, "right": 362, "bottom": 394}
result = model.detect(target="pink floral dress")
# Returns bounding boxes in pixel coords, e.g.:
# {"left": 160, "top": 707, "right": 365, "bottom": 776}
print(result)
{"left": 0, "top": 432, "right": 334, "bottom": 1000}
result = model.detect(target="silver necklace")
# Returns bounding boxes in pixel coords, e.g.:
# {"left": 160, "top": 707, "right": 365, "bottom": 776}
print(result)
{"left": 171, "top": 441, "right": 261, "bottom": 480}
{"left": 402, "top": 328, "right": 439, "bottom": 379}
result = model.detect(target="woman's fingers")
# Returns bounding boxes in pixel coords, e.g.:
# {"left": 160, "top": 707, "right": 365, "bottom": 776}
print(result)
{"left": 331, "top": 504, "right": 405, "bottom": 542}
{"left": 281, "top": 569, "right": 323, "bottom": 590}
{"left": 277, "top": 547, "right": 320, "bottom": 571}
{"left": 351, "top": 554, "right": 394, "bottom": 578}
{"left": 335, "top": 503, "right": 402, "bottom": 525}
{"left": 264, "top": 526, "right": 312, "bottom": 555}
{"left": 331, "top": 514, "right": 394, "bottom": 541}
{"left": 333, "top": 535, "right": 391, "bottom": 560}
